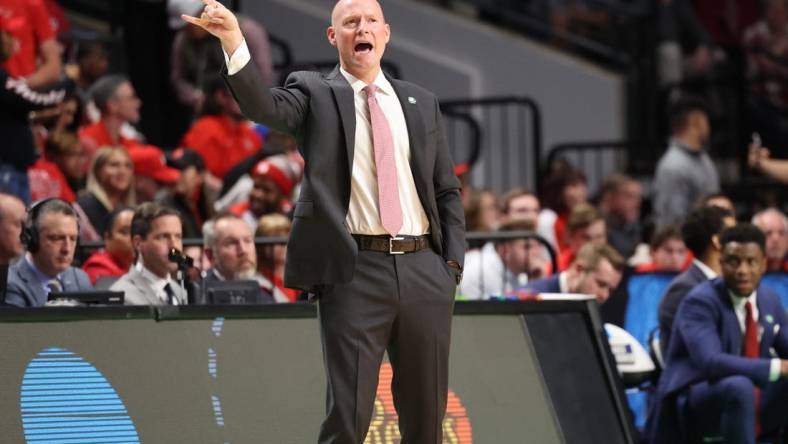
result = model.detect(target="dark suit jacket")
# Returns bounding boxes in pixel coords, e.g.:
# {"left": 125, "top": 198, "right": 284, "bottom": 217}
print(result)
{"left": 225, "top": 63, "right": 465, "bottom": 291}
{"left": 6, "top": 259, "right": 93, "bottom": 307}
{"left": 524, "top": 274, "right": 562, "bottom": 293}
{"left": 645, "top": 278, "right": 788, "bottom": 444}
{"left": 658, "top": 262, "right": 709, "bottom": 355}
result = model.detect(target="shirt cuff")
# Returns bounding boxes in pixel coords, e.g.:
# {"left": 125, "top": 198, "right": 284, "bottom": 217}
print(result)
{"left": 223, "top": 39, "right": 251, "bottom": 76}
{"left": 770, "top": 358, "right": 781, "bottom": 382}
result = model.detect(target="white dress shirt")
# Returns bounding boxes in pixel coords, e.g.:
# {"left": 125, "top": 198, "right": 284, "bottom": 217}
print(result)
{"left": 224, "top": 40, "right": 429, "bottom": 236}
{"left": 136, "top": 261, "right": 179, "bottom": 305}
{"left": 338, "top": 67, "right": 429, "bottom": 236}
{"left": 728, "top": 290, "right": 780, "bottom": 381}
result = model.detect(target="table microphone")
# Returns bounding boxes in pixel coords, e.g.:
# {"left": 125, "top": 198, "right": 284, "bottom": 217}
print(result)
{"left": 168, "top": 248, "right": 194, "bottom": 268}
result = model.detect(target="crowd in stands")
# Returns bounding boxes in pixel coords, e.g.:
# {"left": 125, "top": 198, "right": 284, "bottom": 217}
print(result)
{"left": 0, "top": 0, "right": 786, "bottom": 441}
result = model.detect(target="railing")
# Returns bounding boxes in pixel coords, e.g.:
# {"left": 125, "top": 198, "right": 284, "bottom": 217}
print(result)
{"left": 545, "top": 140, "right": 633, "bottom": 193}
{"left": 440, "top": 97, "right": 543, "bottom": 194}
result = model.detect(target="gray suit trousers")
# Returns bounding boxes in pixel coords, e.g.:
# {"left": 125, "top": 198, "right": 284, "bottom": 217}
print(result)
{"left": 317, "top": 248, "right": 457, "bottom": 444}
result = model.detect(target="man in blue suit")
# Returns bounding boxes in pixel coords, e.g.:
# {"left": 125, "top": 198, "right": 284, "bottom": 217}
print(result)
{"left": 525, "top": 242, "right": 623, "bottom": 304}
{"left": 6, "top": 199, "right": 92, "bottom": 307}
{"left": 646, "top": 224, "right": 788, "bottom": 444}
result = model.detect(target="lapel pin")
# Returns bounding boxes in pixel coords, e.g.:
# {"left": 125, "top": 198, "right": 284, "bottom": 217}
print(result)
{"left": 408, "top": 96, "right": 417, "bottom": 104}
{"left": 766, "top": 314, "right": 775, "bottom": 324}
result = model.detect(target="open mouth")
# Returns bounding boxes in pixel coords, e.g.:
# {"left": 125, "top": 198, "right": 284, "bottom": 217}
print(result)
{"left": 354, "top": 42, "right": 373, "bottom": 54}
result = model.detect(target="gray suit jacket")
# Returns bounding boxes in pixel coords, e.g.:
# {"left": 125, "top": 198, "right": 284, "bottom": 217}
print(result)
{"left": 110, "top": 267, "right": 188, "bottom": 306}
{"left": 5, "top": 259, "right": 93, "bottom": 307}
{"left": 225, "top": 64, "right": 466, "bottom": 291}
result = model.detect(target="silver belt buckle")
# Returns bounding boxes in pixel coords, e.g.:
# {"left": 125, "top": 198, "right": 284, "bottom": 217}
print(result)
{"left": 389, "top": 236, "right": 405, "bottom": 255}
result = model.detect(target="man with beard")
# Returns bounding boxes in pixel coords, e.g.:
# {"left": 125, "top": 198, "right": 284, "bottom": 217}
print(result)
{"left": 229, "top": 154, "right": 301, "bottom": 229}
{"left": 202, "top": 213, "right": 274, "bottom": 303}
{"left": 653, "top": 96, "right": 720, "bottom": 228}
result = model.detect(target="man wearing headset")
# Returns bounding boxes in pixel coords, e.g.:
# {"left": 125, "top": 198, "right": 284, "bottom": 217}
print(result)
{"left": 6, "top": 198, "right": 92, "bottom": 307}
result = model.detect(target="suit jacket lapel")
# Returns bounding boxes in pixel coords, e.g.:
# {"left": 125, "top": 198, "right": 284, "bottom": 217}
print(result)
{"left": 715, "top": 281, "right": 743, "bottom": 354}
{"left": 326, "top": 67, "right": 356, "bottom": 176}
{"left": 19, "top": 259, "right": 46, "bottom": 306}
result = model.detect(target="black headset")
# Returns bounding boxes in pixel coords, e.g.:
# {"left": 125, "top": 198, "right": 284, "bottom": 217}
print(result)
{"left": 20, "top": 198, "right": 79, "bottom": 254}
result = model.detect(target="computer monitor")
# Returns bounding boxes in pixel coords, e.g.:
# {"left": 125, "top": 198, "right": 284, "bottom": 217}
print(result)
{"left": 203, "top": 280, "right": 268, "bottom": 305}
{"left": 48, "top": 291, "right": 125, "bottom": 306}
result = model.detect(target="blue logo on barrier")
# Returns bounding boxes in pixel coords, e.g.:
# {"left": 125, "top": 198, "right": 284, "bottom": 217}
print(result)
{"left": 20, "top": 347, "right": 141, "bottom": 443}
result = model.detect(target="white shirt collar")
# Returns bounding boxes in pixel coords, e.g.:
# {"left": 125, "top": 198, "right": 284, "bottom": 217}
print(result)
{"left": 339, "top": 67, "right": 394, "bottom": 97}
{"left": 135, "top": 260, "right": 172, "bottom": 294}
{"left": 693, "top": 258, "right": 717, "bottom": 279}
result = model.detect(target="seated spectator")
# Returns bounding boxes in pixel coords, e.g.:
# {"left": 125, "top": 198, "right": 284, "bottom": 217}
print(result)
{"left": 598, "top": 173, "right": 643, "bottom": 259}
{"left": 653, "top": 96, "right": 720, "bottom": 228}
{"left": 110, "top": 203, "right": 187, "bottom": 306}
{"left": 525, "top": 242, "right": 624, "bottom": 305}
{"left": 202, "top": 213, "right": 275, "bottom": 303}
{"left": 81, "top": 207, "right": 134, "bottom": 285}
{"left": 537, "top": 162, "right": 588, "bottom": 253}
{"left": 500, "top": 187, "right": 540, "bottom": 226}
{"left": 698, "top": 191, "right": 736, "bottom": 215}
{"left": 752, "top": 207, "right": 788, "bottom": 272}
{"left": 557, "top": 203, "right": 606, "bottom": 271}
{"left": 74, "top": 147, "right": 135, "bottom": 241}
{"left": 6, "top": 199, "right": 92, "bottom": 307}
{"left": 0, "top": 193, "right": 26, "bottom": 301}
{"left": 214, "top": 131, "right": 302, "bottom": 212}
{"left": 634, "top": 225, "right": 689, "bottom": 273}
{"left": 78, "top": 75, "right": 145, "bottom": 163}
{"left": 658, "top": 206, "right": 736, "bottom": 355}
{"left": 163, "top": 148, "right": 212, "bottom": 238}
{"left": 255, "top": 214, "right": 298, "bottom": 303}
{"left": 646, "top": 224, "right": 788, "bottom": 444}
{"left": 460, "top": 219, "right": 546, "bottom": 300}
{"left": 743, "top": 0, "right": 788, "bottom": 157}
{"left": 128, "top": 146, "right": 180, "bottom": 203}
{"left": 464, "top": 189, "right": 500, "bottom": 233}
{"left": 28, "top": 131, "right": 87, "bottom": 203}
{"left": 230, "top": 155, "right": 301, "bottom": 229}
{"left": 180, "top": 75, "right": 263, "bottom": 180}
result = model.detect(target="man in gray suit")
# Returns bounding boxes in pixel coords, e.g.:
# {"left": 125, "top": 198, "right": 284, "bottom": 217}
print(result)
{"left": 111, "top": 202, "right": 187, "bottom": 306}
{"left": 184, "top": 1, "right": 465, "bottom": 442}
{"left": 6, "top": 199, "right": 92, "bottom": 307}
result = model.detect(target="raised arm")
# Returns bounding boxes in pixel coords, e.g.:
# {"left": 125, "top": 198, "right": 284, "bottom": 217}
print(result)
{"left": 181, "top": 0, "right": 244, "bottom": 57}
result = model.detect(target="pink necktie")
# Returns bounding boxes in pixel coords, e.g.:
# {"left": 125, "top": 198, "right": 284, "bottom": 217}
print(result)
{"left": 364, "top": 84, "right": 403, "bottom": 236}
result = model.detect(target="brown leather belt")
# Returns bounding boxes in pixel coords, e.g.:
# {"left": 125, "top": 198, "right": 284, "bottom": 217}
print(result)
{"left": 353, "top": 234, "right": 430, "bottom": 255}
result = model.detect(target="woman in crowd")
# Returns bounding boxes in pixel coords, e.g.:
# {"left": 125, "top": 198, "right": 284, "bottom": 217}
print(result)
{"left": 81, "top": 207, "right": 134, "bottom": 286}
{"left": 74, "top": 146, "right": 135, "bottom": 241}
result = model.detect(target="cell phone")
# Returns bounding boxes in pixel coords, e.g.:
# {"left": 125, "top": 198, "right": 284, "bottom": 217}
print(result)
{"left": 751, "top": 132, "right": 762, "bottom": 148}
